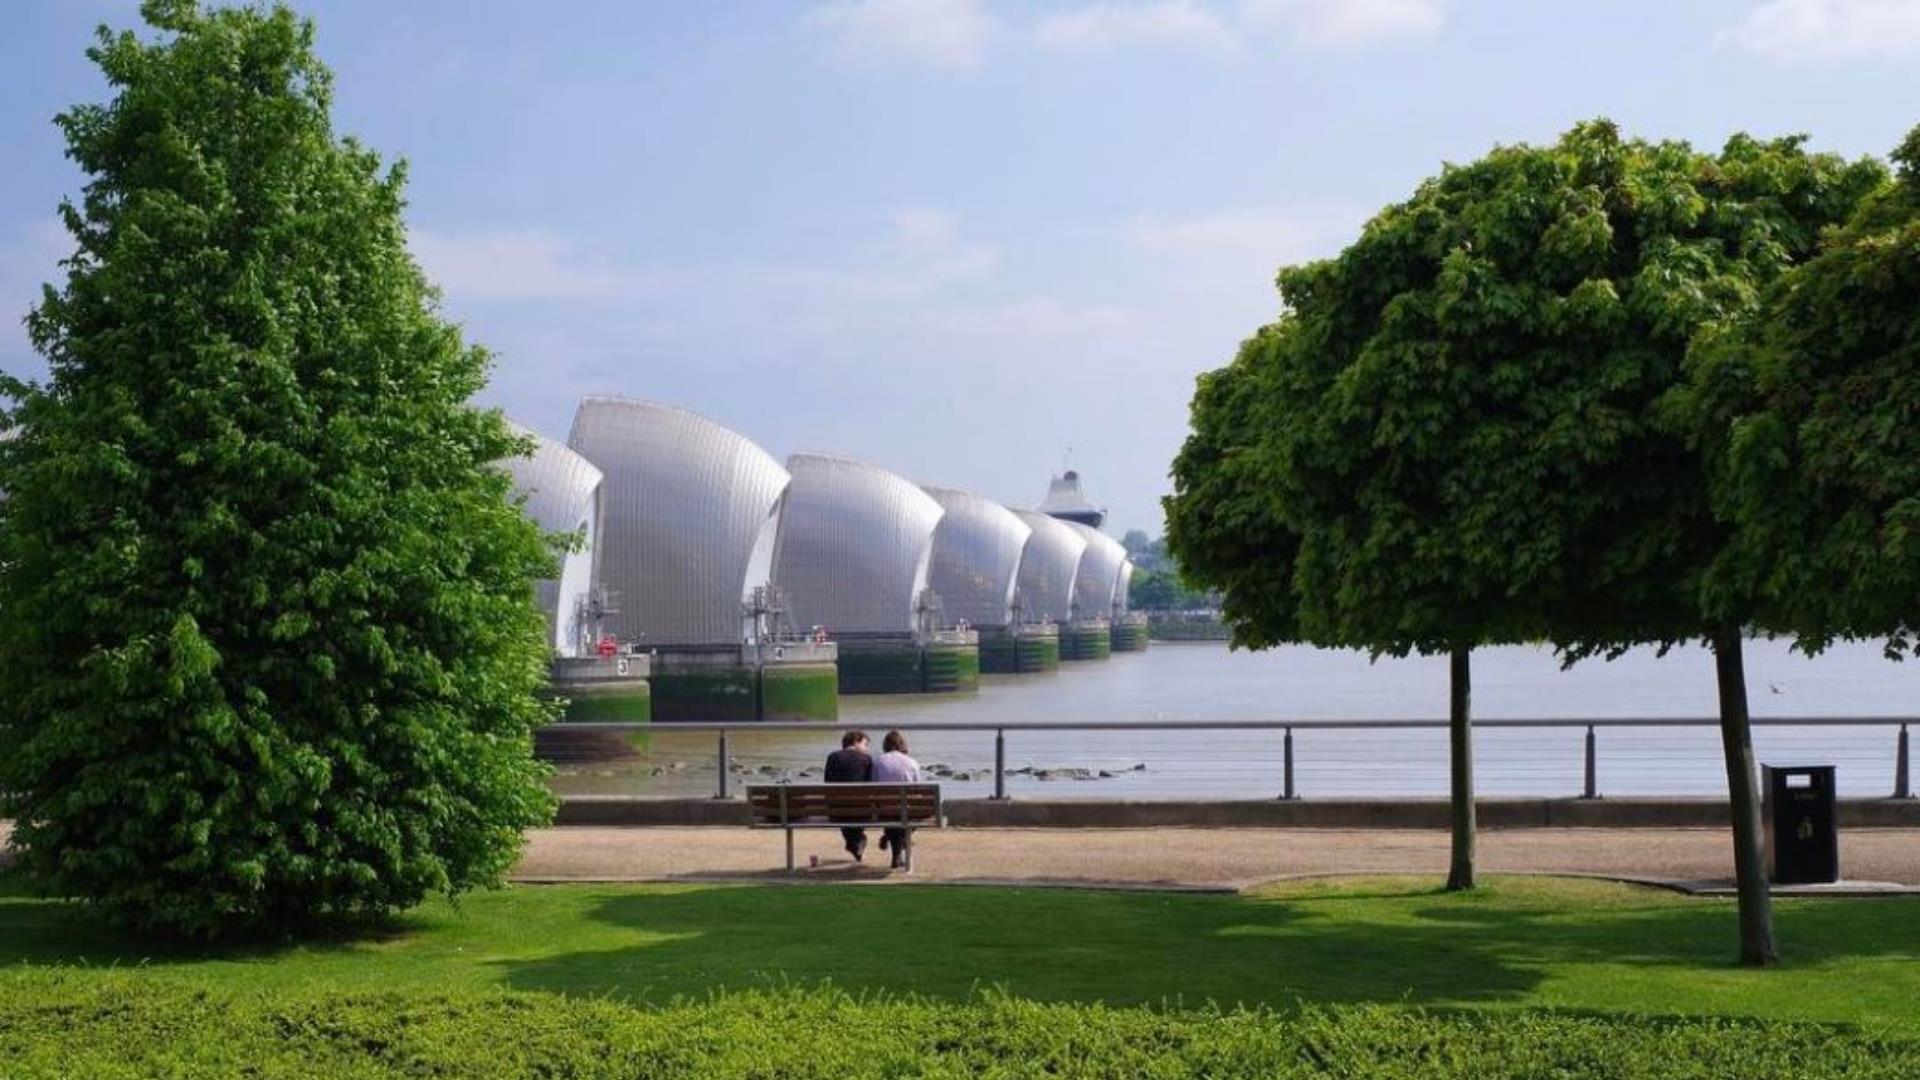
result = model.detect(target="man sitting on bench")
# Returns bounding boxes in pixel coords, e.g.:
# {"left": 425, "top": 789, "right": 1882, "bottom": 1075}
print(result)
{"left": 823, "top": 729, "right": 873, "bottom": 862}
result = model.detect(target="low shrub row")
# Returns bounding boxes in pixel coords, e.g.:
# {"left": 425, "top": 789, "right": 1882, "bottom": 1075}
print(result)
{"left": 1, "top": 975, "right": 1914, "bottom": 1079}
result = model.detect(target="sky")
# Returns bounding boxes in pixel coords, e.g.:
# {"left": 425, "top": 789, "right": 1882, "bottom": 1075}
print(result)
{"left": 3, "top": 1, "right": 1918, "bottom": 535}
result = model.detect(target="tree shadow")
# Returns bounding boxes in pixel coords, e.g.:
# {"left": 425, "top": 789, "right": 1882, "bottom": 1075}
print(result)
{"left": 6, "top": 867, "right": 1916, "bottom": 1022}
{"left": 0, "top": 871, "right": 422, "bottom": 968}
{"left": 495, "top": 879, "right": 1920, "bottom": 1011}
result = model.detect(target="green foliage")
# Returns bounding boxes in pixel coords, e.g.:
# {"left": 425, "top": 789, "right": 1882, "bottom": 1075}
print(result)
{"left": 0, "top": 0, "right": 557, "bottom": 936}
{"left": 1115, "top": 531, "right": 1206, "bottom": 608}
{"left": 1126, "top": 566, "right": 1210, "bottom": 611}
{"left": 1684, "top": 125, "right": 1917, "bottom": 654}
{"left": 1164, "top": 118, "right": 1885, "bottom": 950}
{"left": 1270, "top": 121, "right": 1882, "bottom": 657}
{"left": 1163, "top": 329, "right": 1303, "bottom": 648}
{"left": 2, "top": 978, "right": 1917, "bottom": 1079}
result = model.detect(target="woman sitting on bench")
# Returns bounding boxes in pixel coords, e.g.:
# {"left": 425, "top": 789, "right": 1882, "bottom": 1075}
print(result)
{"left": 871, "top": 729, "right": 922, "bottom": 870}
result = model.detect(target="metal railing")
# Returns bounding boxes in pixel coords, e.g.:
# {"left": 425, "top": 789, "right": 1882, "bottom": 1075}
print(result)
{"left": 551, "top": 716, "right": 1918, "bottom": 802}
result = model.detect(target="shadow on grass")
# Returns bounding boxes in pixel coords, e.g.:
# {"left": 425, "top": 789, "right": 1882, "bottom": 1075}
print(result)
{"left": 0, "top": 870, "right": 421, "bottom": 967}
{"left": 4, "top": 868, "right": 1919, "bottom": 1018}
{"left": 493, "top": 880, "right": 1920, "bottom": 1009}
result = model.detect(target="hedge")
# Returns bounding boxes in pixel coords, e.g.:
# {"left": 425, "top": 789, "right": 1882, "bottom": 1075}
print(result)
{"left": 1, "top": 976, "right": 1915, "bottom": 1079}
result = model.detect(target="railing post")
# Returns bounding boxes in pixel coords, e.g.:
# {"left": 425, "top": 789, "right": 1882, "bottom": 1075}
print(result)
{"left": 1282, "top": 726, "right": 1297, "bottom": 801}
{"left": 716, "top": 728, "right": 731, "bottom": 800}
{"left": 993, "top": 727, "right": 1007, "bottom": 801}
{"left": 779, "top": 784, "right": 792, "bottom": 872}
{"left": 1897, "top": 723, "right": 1912, "bottom": 800}
{"left": 1582, "top": 724, "right": 1598, "bottom": 800}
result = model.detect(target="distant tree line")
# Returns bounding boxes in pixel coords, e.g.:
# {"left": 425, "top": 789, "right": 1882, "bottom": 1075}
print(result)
{"left": 1165, "top": 119, "right": 1919, "bottom": 966}
{"left": 1120, "top": 530, "right": 1217, "bottom": 612}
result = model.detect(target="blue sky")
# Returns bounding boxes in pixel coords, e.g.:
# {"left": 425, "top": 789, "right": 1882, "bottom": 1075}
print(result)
{"left": 3, "top": 1, "right": 1918, "bottom": 534}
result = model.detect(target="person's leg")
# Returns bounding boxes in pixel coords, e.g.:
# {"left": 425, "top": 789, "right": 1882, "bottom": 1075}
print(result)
{"left": 840, "top": 827, "right": 866, "bottom": 860}
{"left": 884, "top": 827, "right": 906, "bottom": 868}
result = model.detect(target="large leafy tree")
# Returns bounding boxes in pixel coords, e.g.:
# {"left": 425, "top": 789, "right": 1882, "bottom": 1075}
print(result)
{"left": 1169, "top": 121, "right": 1882, "bottom": 951}
{"left": 0, "top": 0, "right": 557, "bottom": 936}
{"left": 1169, "top": 269, "right": 1528, "bottom": 893}
{"left": 1502, "top": 126, "right": 1880, "bottom": 966}
{"left": 1687, "top": 126, "right": 1917, "bottom": 658}
{"left": 1315, "top": 122, "right": 1877, "bottom": 960}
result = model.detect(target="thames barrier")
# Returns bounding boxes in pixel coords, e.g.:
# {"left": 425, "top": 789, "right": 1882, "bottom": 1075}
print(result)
{"left": 502, "top": 398, "right": 1143, "bottom": 739}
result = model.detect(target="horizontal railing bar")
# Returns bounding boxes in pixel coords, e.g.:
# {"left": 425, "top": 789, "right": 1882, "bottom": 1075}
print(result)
{"left": 550, "top": 715, "right": 1916, "bottom": 734}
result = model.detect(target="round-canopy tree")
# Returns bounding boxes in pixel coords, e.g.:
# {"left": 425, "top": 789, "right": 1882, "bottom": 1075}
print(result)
{"left": 1314, "top": 122, "right": 1879, "bottom": 960}
{"left": 1169, "top": 319, "right": 1494, "bottom": 889}
{"left": 1170, "top": 120, "right": 1882, "bottom": 952}
{"left": 0, "top": 0, "right": 558, "bottom": 936}
{"left": 1687, "top": 125, "right": 1917, "bottom": 659}
{"left": 1498, "top": 125, "right": 1881, "bottom": 966}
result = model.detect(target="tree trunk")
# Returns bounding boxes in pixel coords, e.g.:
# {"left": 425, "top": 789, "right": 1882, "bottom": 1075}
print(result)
{"left": 1712, "top": 630, "right": 1777, "bottom": 966}
{"left": 1446, "top": 645, "right": 1475, "bottom": 891}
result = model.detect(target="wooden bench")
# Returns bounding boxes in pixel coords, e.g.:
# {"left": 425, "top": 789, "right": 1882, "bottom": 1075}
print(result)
{"left": 746, "top": 782, "right": 944, "bottom": 872}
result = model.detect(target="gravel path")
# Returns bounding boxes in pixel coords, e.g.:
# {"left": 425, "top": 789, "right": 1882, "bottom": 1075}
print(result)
{"left": 512, "top": 826, "right": 1920, "bottom": 891}
{"left": 8, "top": 822, "right": 1913, "bottom": 892}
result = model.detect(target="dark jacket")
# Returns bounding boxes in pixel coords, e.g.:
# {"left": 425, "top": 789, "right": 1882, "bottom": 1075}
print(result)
{"left": 825, "top": 748, "right": 873, "bottom": 783}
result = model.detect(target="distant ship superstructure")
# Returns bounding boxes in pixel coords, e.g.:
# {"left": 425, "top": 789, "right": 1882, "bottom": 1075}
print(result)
{"left": 1038, "top": 469, "right": 1106, "bottom": 528}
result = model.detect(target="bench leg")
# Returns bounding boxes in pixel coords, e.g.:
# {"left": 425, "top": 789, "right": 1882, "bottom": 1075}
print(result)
{"left": 786, "top": 827, "right": 795, "bottom": 873}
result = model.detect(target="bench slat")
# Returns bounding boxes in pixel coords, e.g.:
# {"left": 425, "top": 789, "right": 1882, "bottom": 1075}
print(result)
{"left": 745, "top": 783, "right": 942, "bottom": 826}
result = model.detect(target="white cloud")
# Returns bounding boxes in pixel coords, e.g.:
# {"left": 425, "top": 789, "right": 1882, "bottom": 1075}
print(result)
{"left": 1239, "top": 0, "right": 1443, "bottom": 44}
{"left": 1121, "top": 205, "right": 1368, "bottom": 344}
{"left": 805, "top": 0, "right": 997, "bottom": 69}
{"left": 890, "top": 207, "right": 961, "bottom": 254}
{"left": 1034, "top": 1, "right": 1237, "bottom": 53}
{"left": 746, "top": 209, "right": 999, "bottom": 319}
{"left": 926, "top": 296, "right": 1133, "bottom": 338}
{"left": 411, "top": 210, "right": 1002, "bottom": 318}
{"left": 758, "top": 244, "right": 999, "bottom": 308}
{"left": 408, "top": 228, "right": 671, "bottom": 302}
{"left": 916, "top": 244, "right": 1004, "bottom": 283}
{"left": 1717, "top": 0, "right": 1920, "bottom": 60}
{"left": 805, "top": 0, "right": 1438, "bottom": 67}
{"left": 878, "top": 207, "right": 1001, "bottom": 285}
{"left": 1125, "top": 204, "right": 1367, "bottom": 268}
{"left": 712, "top": 213, "right": 1135, "bottom": 383}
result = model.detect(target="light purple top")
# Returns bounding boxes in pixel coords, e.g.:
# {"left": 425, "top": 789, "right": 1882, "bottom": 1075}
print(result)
{"left": 872, "top": 751, "right": 921, "bottom": 783}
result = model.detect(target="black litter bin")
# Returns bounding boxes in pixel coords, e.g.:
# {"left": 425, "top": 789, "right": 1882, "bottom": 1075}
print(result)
{"left": 1762, "top": 765, "right": 1838, "bottom": 885}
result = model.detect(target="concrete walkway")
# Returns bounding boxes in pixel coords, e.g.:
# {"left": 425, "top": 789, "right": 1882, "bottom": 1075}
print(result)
{"left": 513, "top": 826, "right": 1920, "bottom": 892}
{"left": 7, "top": 823, "right": 1914, "bottom": 893}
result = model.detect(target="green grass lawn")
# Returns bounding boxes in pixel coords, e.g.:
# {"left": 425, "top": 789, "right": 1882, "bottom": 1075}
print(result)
{"left": 3, "top": 873, "right": 1918, "bottom": 1036}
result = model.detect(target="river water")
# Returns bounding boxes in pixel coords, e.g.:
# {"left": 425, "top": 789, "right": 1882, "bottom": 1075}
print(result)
{"left": 548, "top": 639, "right": 1919, "bottom": 800}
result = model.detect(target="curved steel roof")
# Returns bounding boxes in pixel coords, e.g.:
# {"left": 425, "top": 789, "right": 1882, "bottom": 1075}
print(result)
{"left": 924, "top": 486, "right": 1031, "bottom": 629}
{"left": 773, "top": 453, "right": 944, "bottom": 635}
{"left": 1062, "top": 520, "right": 1127, "bottom": 620}
{"left": 568, "top": 397, "right": 791, "bottom": 646}
{"left": 502, "top": 421, "right": 604, "bottom": 656}
{"left": 1114, "top": 559, "right": 1135, "bottom": 616}
{"left": 504, "top": 421, "right": 603, "bottom": 540}
{"left": 1012, "top": 510, "right": 1087, "bottom": 624}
